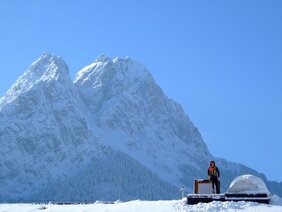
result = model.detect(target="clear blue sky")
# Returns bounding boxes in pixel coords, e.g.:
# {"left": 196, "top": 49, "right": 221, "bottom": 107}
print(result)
{"left": 0, "top": 0, "right": 281, "bottom": 182}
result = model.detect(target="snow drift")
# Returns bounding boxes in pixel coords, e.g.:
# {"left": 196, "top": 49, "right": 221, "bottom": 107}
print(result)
{"left": 1, "top": 198, "right": 282, "bottom": 212}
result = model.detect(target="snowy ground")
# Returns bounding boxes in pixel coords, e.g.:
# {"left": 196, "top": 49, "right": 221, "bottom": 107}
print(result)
{"left": 1, "top": 197, "right": 282, "bottom": 212}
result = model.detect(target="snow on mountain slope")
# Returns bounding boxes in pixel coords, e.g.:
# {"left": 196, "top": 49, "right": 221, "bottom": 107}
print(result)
{"left": 0, "top": 52, "right": 68, "bottom": 107}
{"left": 74, "top": 55, "right": 212, "bottom": 187}
{"left": 0, "top": 53, "right": 281, "bottom": 202}
{"left": 0, "top": 53, "right": 178, "bottom": 202}
{"left": 74, "top": 55, "right": 282, "bottom": 195}
{"left": 0, "top": 52, "right": 94, "bottom": 201}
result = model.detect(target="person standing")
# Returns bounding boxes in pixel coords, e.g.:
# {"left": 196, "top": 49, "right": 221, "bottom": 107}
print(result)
{"left": 208, "top": 160, "right": 220, "bottom": 194}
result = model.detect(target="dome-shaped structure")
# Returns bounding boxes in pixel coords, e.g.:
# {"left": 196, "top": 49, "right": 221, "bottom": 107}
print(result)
{"left": 228, "top": 174, "right": 270, "bottom": 194}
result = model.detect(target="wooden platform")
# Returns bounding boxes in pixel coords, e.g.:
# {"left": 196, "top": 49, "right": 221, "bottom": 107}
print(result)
{"left": 224, "top": 193, "right": 270, "bottom": 204}
{"left": 187, "top": 193, "right": 270, "bottom": 205}
{"left": 187, "top": 194, "right": 224, "bottom": 205}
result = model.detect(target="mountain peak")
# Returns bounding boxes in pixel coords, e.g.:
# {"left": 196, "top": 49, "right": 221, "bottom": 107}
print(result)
{"left": 0, "top": 53, "right": 69, "bottom": 105}
{"left": 41, "top": 51, "right": 52, "bottom": 58}
{"left": 30, "top": 52, "right": 68, "bottom": 75}
{"left": 75, "top": 55, "right": 153, "bottom": 89}
{"left": 95, "top": 54, "right": 111, "bottom": 63}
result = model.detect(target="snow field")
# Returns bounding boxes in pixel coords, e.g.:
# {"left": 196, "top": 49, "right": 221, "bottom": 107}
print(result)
{"left": 1, "top": 197, "right": 282, "bottom": 212}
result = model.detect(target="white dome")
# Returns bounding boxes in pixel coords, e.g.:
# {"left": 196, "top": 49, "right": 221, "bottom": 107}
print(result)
{"left": 228, "top": 175, "right": 270, "bottom": 194}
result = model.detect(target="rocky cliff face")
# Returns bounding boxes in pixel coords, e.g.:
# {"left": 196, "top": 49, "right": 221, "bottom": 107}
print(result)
{"left": 0, "top": 53, "right": 280, "bottom": 202}
{"left": 0, "top": 53, "right": 95, "bottom": 201}
{"left": 74, "top": 55, "right": 212, "bottom": 186}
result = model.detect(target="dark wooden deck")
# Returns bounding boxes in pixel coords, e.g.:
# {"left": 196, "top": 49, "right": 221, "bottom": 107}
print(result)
{"left": 187, "top": 193, "right": 270, "bottom": 205}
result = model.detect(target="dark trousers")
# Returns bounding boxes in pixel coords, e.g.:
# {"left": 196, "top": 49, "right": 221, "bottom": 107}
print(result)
{"left": 210, "top": 176, "right": 220, "bottom": 194}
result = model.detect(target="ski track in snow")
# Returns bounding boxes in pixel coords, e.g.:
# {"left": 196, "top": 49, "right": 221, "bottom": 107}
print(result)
{"left": 1, "top": 198, "right": 282, "bottom": 212}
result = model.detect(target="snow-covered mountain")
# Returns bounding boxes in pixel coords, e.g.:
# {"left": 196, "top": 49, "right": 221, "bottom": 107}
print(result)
{"left": 0, "top": 53, "right": 281, "bottom": 202}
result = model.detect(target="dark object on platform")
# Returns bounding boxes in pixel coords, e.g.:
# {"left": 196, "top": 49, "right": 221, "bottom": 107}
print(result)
{"left": 187, "top": 193, "right": 270, "bottom": 205}
{"left": 225, "top": 193, "right": 270, "bottom": 204}
{"left": 187, "top": 194, "right": 225, "bottom": 205}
